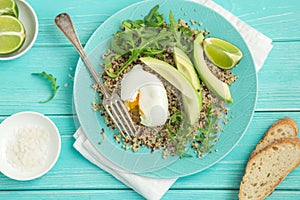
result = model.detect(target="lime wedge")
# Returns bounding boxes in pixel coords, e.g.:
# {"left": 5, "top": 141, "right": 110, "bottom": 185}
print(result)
{"left": 0, "top": 0, "right": 18, "bottom": 17}
{"left": 0, "top": 15, "right": 26, "bottom": 54}
{"left": 203, "top": 37, "right": 243, "bottom": 70}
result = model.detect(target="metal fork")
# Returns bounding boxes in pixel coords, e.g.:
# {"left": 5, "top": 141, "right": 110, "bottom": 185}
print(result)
{"left": 55, "top": 13, "right": 136, "bottom": 138}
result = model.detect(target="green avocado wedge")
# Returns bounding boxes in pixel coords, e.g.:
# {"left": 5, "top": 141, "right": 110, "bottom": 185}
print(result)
{"left": 193, "top": 34, "right": 233, "bottom": 103}
{"left": 173, "top": 46, "right": 202, "bottom": 111}
{"left": 140, "top": 57, "right": 201, "bottom": 125}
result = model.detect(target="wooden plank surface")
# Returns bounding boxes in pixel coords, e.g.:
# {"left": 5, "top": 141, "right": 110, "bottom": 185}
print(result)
{"left": 214, "top": 0, "right": 300, "bottom": 41}
{"left": 1, "top": 0, "right": 300, "bottom": 199}
{"left": 1, "top": 41, "right": 300, "bottom": 114}
{"left": 1, "top": 113, "right": 299, "bottom": 191}
{"left": 0, "top": 190, "right": 300, "bottom": 200}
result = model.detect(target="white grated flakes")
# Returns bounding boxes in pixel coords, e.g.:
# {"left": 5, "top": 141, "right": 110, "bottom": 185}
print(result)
{"left": 6, "top": 126, "right": 49, "bottom": 171}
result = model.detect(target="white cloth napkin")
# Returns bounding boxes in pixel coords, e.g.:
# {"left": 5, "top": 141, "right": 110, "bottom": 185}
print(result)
{"left": 74, "top": 128, "right": 177, "bottom": 200}
{"left": 73, "top": 0, "right": 273, "bottom": 199}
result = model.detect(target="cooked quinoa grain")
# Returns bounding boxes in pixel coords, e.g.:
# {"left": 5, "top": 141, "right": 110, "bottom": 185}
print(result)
{"left": 92, "top": 48, "right": 237, "bottom": 157}
{"left": 92, "top": 18, "right": 238, "bottom": 158}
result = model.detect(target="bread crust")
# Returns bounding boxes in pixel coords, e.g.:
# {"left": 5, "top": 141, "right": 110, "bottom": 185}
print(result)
{"left": 250, "top": 117, "right": 298, "bottom": 158}
{"left": 239, "top": 138, "right": 300, "bottom": 200}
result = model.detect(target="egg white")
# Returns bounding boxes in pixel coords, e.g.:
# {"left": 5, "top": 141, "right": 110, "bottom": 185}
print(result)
{"left": 121, "top": 65, "right": 169, "bottom": 127}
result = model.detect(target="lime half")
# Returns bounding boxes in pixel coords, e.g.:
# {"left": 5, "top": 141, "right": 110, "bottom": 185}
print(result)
{"left": 203, "top": 37, "right": 243, "bottom": 70}
{"left": 0, "top": 15, "right": 26, "bottom": 54}
{"left": 0, "top": 0, "right": 18, "bottom": 17}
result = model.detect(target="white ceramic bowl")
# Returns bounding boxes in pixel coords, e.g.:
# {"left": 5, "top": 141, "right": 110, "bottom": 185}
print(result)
{"left": 0, "top": 0, "right": 39, "bottom": 60}
{"left": 0, "top": 112, "right": 61, "bottom": 181}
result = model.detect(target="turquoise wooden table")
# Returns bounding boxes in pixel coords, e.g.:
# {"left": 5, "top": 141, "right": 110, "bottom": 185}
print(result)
{"left": 1, "top": 0, "right": 300, "bottom": 199}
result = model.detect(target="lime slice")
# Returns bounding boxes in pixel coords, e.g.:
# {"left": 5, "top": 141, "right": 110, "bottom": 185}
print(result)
{"left": 0, "top": 15, "right": 26, "bottom": 54}
{"left": 203, "top": 37, "right": 243, "bottom": 70}
{"left": 0, "top": 0, "right": 18, "bottom": 17}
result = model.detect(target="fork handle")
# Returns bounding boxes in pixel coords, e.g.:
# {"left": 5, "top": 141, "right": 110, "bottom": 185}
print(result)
{"left": 54, "top": 13, "right": 110, "bottom": 98}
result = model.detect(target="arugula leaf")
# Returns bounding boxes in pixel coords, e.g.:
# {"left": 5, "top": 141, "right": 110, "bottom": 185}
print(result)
{"left": 105, "top": 27, "right": 175, "bottom": 78}
{"left": 144, "top": 5, "right": 164, "bottom": 27}
{"left": 194, "top": 105, "right": 219, "bottom": 154}
{"left": 120, "top": 5, "right": 164, "bottom": 30}
{"left": 169, "top": 10, "right": 193, "bottom": 54}
{"left": 167, "top": 111, "right": 195, "bottom": 158}
{"left": 32, "top": 71, "right": 60, "bottom": 103}
{"left": 104, "top": 5, "right": 197, "bottom": 78}
{"left": 105, "top": 5, "right": 172, "bottom": 78}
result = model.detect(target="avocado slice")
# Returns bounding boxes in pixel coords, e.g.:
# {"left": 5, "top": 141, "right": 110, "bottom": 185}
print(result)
{"left": 173, "top": 46, "right": 202, "bottom": 111}
{"left": 140, "top": 57, "right": 201, "bottom": 125}
{"left": 193, "top": 34, "right": 233, "bottom": 103}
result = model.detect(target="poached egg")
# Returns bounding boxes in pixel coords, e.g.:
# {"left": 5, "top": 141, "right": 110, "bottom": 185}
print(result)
{"left": 120, "top": 65, "right": 169, "bottom": 127}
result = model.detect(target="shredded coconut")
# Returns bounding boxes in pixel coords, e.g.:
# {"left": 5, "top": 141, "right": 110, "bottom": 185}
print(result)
{"left": 6, "top": 126, "right": 49, "bottom": 171}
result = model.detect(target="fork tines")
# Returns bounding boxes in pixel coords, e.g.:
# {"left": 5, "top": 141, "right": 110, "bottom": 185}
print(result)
{"left": 103, "top": 94, "right": 137, "bottom": 138}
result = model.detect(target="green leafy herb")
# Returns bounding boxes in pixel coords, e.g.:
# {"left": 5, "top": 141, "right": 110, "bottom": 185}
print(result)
{"left": 168, "top": 11, "right": 193, "bottom": 54}
{"left": 194, "top": 105, "right": 219, "bottom": 155}
{"left": 167, "top": 111, "right": 195, "bottom": 158}
{"left": 167, "top": 110, "right": 183, "bottom": 136}
{"left": 106, "top": 27, "right": 173, "bottom": 78}
{"left": 32, "top": 71, "right": 60, "bottom": 103}
{"left": 104, "top": 5, "right": 196, "bottom": 78}
{"left": 167, "top": 105, "right": 220, "bottom": 158}
{"left": 120, "top": 5, "right": 164, "bottom": 30}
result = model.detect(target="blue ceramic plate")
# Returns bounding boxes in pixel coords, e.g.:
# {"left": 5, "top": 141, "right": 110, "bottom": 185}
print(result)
{"left": 74, "top": 0, "right": 257, "bottom": 177}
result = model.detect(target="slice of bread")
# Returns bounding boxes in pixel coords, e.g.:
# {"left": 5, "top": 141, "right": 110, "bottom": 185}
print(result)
{"left": 239, "top": 138, "right": 300, "bottom": 200}
{"left": 250, "top": 117, "right": 298, "bottom": 158}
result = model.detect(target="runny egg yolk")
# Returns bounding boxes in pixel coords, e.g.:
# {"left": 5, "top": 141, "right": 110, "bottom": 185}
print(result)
{"left": 124, "top": 91, "right": 145, "bottom": 118}
{"left": 125, "top": 90, "right": 141, "bottom": 111}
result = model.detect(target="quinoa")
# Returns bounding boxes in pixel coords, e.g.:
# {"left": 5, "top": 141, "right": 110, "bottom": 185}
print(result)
{"left": 92, "top": 47, "right": 237, "bottom": 158}
{"left": 92, "top": 18, "right": 238, "bottom": 158}
{"left": 93, "top": 55, "right": 184, "bottom": 156}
